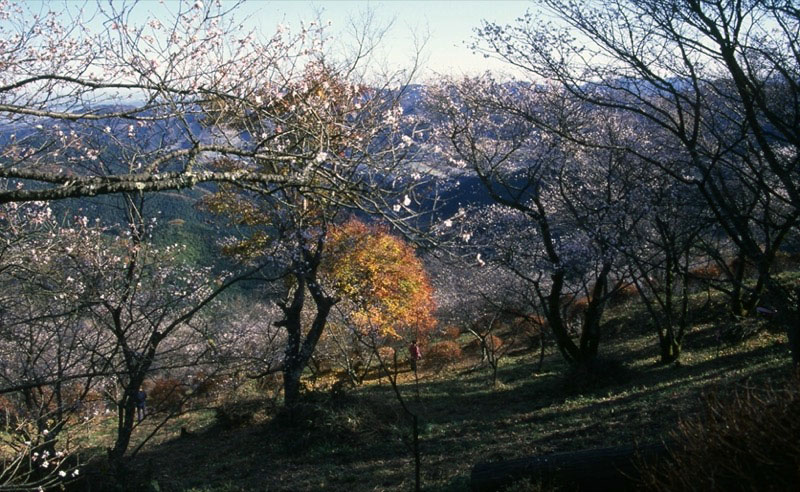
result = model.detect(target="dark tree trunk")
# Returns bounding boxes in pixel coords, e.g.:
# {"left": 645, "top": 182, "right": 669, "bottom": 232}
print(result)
{"left": 578, "top": 261, "right": 612, "bottom": 365}
{"left": 108, "top": 371, "right": 146, "bottom": 480}
{"left": 730, "top": 252, "right": 748, "bottom": 316}
{"left": 277, "top": 258, "right": 337, "bottom": 408}
{"left": 658, "top": 335, "right": 681, "bottom": 364}
{"left": 544, "top": 270, "right": 581, "bottom": 365}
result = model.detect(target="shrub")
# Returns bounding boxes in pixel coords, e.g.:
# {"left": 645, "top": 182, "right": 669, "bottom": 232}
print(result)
{"left": 774, "top": 250, "right": 800, "bottom": 270}
{"left": 608, "top": 283, "right": 639, "bottom": 306}
{"left": 507, "top": 316, "right": 543, "bottom": 350}
{"left": 74, "top": 389, "right": 108, "bottom": 418}
{"left": 726, "top": 256, "right": 756, "bottom": 276}
{"left": 719, "top": 318, "right": 764, "bottom": 345}
{"left": 0, "top": 395, "right": 19, "bottom": 429}
{"left": 485, "top": 334, "right": 504, "bottom": 352}
{"left": 564, "top": 296, "right": 589, "bottom": 325}
{"left": 463, "top": 337, "right": 482, "bottom": 354}
{"left": 689, "top": 263, "right": 722, "bottom": 280}
{"left": 189, "top": 371, "right": 220, "bottom": 399}
{"left": 148, "top": 377, "right": 186, "bottom": 413}
{"left": 465, "top": 335, "right": 504, "bottom": 357}
{"left": 376, "top": 346, "right": 396, "bottom": 363}
{"left": 639, "top": 378, "right": 800, "bottom": 491}
{"left": 441, "top": 325, "right": 462, "bottom": 340}
{"left": 215, "top": 398, "right": 262, "bottom": 429}
{"left": 425, "top": 341, "right": 462, "bottom": 373}
{"left": 59, "top": 383, "right": 108, "bottom": 418}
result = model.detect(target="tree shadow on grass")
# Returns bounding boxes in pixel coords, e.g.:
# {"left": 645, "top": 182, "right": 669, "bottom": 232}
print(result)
{"left": 85, "top": 338, "right": 791, "bottom": 492}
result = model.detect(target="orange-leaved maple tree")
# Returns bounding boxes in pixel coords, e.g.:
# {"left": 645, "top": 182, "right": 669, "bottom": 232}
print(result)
{"left": 323, "top": 218, "right": 436, "bottom": 341}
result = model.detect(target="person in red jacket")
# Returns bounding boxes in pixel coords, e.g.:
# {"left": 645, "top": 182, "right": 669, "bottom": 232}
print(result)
{"left": 408, "top": 340, "right": 422, "bottom": 372}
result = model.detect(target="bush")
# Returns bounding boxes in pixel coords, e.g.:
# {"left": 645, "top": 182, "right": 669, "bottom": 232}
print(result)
{"left": 689, "top": 263, "right": 722, "bottom": 280}
{"left": 189, "top": 371, "right": 220, "bottom": 399}
{"left": 608, "top": 283, "right": 639, "bottom": 306}
{"left": 269, "top": 391, "right": 402, "bottom": 455}
{"left": 74, "top": 389, "right": 108, "bottom": 418}
{"left": 0, "top": 395, "right": 19, "bottom": 429}
{"left": 719, "top": 318, "right": 764, "bottom": 345}
{"left": 464, "top": 334, "right": 505, "bottom": 358}
{"left": 485, "top": 334, "right": 504, "bottom": 352}
{"left": 639, "top": 378, "right": 800, "bottom": 491}
{"left": 376, "top": 346, "right": 396, "bottom": 364}
{"left": 564, "top": 296, "right": 589, "bottom": 325}
{"left": 441, "top": 325, "right": 462, "bottom": 340}
{"left": 215, "top": 398, "right": 263, "bottom": 429}
{"left": 507, "top": 316, "right": 544, "bottom": 349}
{"left": 148, "top": 377, "right": 186, "bottom": 413}
{"left": 425, "top": 341, "right": 462, "bottom": 373}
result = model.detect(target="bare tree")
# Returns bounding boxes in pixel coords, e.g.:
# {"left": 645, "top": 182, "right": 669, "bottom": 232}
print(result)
{"left": 474, "top": 0, "right": 800, "bottom": 360}
{"left": 429, "top": 78, "right": 632, "bottom": 368}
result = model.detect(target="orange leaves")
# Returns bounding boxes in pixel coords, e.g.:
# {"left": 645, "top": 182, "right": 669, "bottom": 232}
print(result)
{"left": 323, "top": 218, "right": 436, "bottom": 339}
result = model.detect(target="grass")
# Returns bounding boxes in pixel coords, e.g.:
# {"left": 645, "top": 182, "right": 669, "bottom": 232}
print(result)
{"left": 69, "top": 290, "right": 795, "bottom": 491}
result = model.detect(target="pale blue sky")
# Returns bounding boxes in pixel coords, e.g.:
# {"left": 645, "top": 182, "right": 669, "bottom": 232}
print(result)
{"left": 126, "top": 0, "right": 534, "bottom": 79}
{"left": 252, "top": 1, "right": 532, "bottom": 78}
{"left": 24, "top": 0, "right": 532, "bottom": 79}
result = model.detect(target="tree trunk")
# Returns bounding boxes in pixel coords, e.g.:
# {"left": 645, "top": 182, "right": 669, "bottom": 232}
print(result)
{"left": 545, "top": 270, "right": 581, "bottom": 366}
{"left": 578, "top": 261, "right": 612, "bottom": 365}
{"left": 107, "top": 375, "right": 144, "bottom": 480}
{"left": 658, "top": 333, "right": 681, "bottom": 364}
{"left": 729, "top": 252, "right": 749, "bottom": 316}
{"left": 763, "top": 283, "right": 800, "bottom": 368}
{"left": 282, "top": 363, "right": 304, "bottom": 409}
{"left": 277, "top": 265, "right": 337, "bottom": 408}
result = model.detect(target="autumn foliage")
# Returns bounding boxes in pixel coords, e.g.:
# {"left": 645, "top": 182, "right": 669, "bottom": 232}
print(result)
{"left": 323, "top": 219, "right": 436, "bottom": 340}
{"left": 148, "top": 378, "right": 187, "bottom": 413}
{"left": 425, "top": 341, "right": 463, "bottom": 372}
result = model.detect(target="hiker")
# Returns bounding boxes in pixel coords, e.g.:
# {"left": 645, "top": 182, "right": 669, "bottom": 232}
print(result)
{"left": 134, "top": 388, "right": 147, "bottom": 423}
{"left": 409, "top": 340, "right": 422, "bottom": 372}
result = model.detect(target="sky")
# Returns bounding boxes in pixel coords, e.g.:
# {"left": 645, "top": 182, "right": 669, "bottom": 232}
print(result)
{"left": 18, "top": 0, "right": 535, "bottom": 81}
{"left": 132, "top": 0, "right": 535, "bottom": 80}
{"left": 257, "top": 1, "right": 532, "bottom": 78}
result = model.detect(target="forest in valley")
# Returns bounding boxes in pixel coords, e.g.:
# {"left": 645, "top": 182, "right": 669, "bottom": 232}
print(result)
{"left": 1, "top": 1, "right": 799, "bottom": 490}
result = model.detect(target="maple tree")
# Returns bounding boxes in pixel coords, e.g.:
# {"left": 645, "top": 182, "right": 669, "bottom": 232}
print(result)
{"left": 319, "top": 218, "right": 436, "bottom": 383}
{"left": 323, "top": 218, "right": 436, "bottom": 341}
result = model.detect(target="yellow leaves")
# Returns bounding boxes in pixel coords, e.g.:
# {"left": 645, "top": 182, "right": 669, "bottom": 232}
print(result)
{"left": 322, "top": 218, "right": 436, "bottom": 339}
{"left": 220, "top": 231, "right": 272, "bottom": 258}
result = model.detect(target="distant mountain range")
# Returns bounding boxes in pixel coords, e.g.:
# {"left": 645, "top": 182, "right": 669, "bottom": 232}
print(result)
{"left": 0, "top": 86, "right": 499, "bottom": 258}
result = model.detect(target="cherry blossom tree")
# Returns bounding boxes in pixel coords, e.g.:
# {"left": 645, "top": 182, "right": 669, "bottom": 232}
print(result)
{"left": 475, "top": 0, "right": 800, "bottom": 360}
{"left": 0, "top": 193, "right": 263, "bottom": 484}
{"left": 0, "top": 0, "right": 429, "bottom": 221}
{"left": 598, "top": 149, "right": 714, "bottom": 363}
{"left": 1, "top": 0, "right": 432, "bottom": 415}
{"left": 428, "top": 77, "right": 634, "bottom": 368}
{"left": 0, "top": 198, "right": 90, "bottom": 490}
{"left": 73, "top": 204, "right": 259, "bottom": 476}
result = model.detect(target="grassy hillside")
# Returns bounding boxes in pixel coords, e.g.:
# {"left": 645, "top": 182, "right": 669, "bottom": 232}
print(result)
{"left": 69, "top": 281, "right": 799, "bottom": 492}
